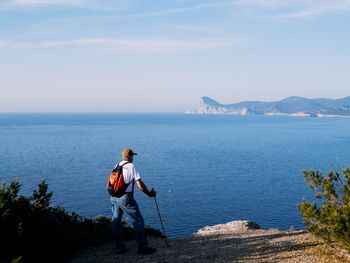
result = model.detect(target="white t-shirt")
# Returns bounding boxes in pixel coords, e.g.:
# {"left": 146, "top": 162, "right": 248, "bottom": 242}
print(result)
{"left": 116, "top": 161, "right": 141, "bottom": 193}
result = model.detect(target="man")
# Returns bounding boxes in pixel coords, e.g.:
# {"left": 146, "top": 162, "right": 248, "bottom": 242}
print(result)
{"left": 110, "top": 148, "right": 157, "bottom": 255}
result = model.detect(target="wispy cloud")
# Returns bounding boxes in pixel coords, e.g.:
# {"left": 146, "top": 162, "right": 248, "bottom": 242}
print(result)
{"left": 0, "top": 36, "right": 242, "bottom": 53}
{"left": 0, "top": 39, "right": 9, "bottom": 48}
{"left": 235, "top": 0, "right": 350, "bottom": 19}
{"left": 1, "top": 0, "right": 131, "bottom": 10}
{"left": 3, "top": 0, "right": 350, "bottom": 19}
{"left": 274, "top": 1, "right": 350, "bottom": 19}
{"left": 92, "top": 1, "right": 237, "bottom": 20}
{"left": 11, "top": 0, "right": 86, "bottom": 5}
{"left": 101, "top": 0, "right": 350, "bottom": 20}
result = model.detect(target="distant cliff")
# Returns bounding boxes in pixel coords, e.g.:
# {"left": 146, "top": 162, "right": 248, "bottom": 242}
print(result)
{"left": 187, "top": 96, "right": 350, "bottom": 117}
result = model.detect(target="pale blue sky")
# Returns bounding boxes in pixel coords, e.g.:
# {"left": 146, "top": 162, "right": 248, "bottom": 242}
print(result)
{"left": 1, "top": 0, "right": 350, "bottom": 112}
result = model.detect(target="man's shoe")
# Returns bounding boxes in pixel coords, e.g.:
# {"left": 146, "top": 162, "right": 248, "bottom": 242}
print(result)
{"left": 117, "top": 248, "right": 128, "bottom": 255}
{"left": 138, "top": 247, "right": 157, "bottom": 255}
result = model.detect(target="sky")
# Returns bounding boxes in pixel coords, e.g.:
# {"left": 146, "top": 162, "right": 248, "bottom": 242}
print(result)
{"left": 1, "top": 0, "right": 350, "bottom": 112}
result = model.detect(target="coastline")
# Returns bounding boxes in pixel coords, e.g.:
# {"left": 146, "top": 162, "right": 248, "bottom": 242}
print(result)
{"left": 185, "top": 111, "right": 350, "bottom": 118}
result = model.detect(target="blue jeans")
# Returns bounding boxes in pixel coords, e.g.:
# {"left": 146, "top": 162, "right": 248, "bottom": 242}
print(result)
{"left": 111, "top": 193, "right": 148, "bottom": 251}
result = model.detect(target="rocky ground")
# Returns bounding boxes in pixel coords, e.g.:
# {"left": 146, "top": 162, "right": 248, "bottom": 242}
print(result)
{"left": 70, "top": 221, "right": 350, "bottom": 263}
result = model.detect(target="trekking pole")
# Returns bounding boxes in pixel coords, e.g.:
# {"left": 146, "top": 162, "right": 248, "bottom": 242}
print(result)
{"left": 152, "top": 189, "right": 169, "bottom": 248}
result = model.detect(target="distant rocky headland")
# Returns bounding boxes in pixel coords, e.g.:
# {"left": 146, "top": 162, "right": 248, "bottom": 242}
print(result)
{"left": 187, "top": 96, "right": 350, "bottom": 117}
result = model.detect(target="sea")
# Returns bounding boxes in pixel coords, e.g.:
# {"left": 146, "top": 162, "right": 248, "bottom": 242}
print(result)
{"left": 1, "top": 113, "right": 349, "bottom": 238}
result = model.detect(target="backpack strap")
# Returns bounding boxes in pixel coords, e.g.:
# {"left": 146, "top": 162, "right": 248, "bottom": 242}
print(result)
{"left": 121, "top": 161, "right": 129, "bottom": 166}
{"left": 119, "top": 161, "right": 135, "bottom": 194}
{"left": 132, "top": 179, "right": 135, "bottom": 194}
{"left": 121, "top": 162, "right": 134, "bottom": 194}
{"left": 112, "top": 161, "right": 129, "bottom": 173}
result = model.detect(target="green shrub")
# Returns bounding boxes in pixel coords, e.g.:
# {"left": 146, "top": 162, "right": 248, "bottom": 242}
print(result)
{"left": 298, "top": 168, "right": 350, "bottom": 251}
{"left": 0, "top": 179, "right": 163, "bottom": 263}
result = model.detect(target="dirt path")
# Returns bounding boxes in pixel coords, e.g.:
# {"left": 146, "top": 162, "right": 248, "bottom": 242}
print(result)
{"left": 70, "top": 221, "right": 350, "bottom": 263}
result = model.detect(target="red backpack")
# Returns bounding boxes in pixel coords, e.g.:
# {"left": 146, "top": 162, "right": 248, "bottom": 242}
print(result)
{"left": 106, "top": 162, "right": 132, "bottom": 197}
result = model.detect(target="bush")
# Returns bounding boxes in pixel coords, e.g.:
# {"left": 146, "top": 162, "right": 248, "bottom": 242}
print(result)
{"left": 0, "top": 179, "right": 163, "bottom": 263}
{"left": 298, "top": 168, "right": 350, "bottom": 251}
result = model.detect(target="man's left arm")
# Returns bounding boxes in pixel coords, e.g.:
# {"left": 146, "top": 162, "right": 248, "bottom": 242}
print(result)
{"left": 136, "top": 179, "right": 156, "bottom": 197}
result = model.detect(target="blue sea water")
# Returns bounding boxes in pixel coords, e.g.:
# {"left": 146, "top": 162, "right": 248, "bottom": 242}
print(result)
{"left": 0, "top": 113, "right": 350, "bottom": 238}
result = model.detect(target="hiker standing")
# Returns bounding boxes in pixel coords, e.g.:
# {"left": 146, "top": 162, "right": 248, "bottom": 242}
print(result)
{"left": 110, "top": 148, "right": 157, "bottom": 255}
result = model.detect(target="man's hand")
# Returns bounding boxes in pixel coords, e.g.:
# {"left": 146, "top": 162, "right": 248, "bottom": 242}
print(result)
{"left": 148, "top": 188, "right": 156, "bottom": 197}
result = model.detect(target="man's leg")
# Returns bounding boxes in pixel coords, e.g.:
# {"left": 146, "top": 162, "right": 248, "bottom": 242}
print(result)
{"left": 123, "top": 197, "right": 148, "bottom": 251}
{"left": 111, "top": 197, "right": 127, "bottom": 253}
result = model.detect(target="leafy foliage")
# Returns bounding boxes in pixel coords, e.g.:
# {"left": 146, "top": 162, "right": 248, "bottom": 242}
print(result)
{"left": 298, "top": 168, "right": 350, "bottom": 251}
{"left": 0, "top": 179, "right": 162, "bottom": 263}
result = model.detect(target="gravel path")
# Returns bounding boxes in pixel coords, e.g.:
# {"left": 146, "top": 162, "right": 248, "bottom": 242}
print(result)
{"left": 70, "top": 221, "right": 350, "bottom": 263}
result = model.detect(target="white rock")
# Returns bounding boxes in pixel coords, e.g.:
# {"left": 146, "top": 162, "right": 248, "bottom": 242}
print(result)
{"left": 194, "top": 220, "right": 260, "bottom": 236}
